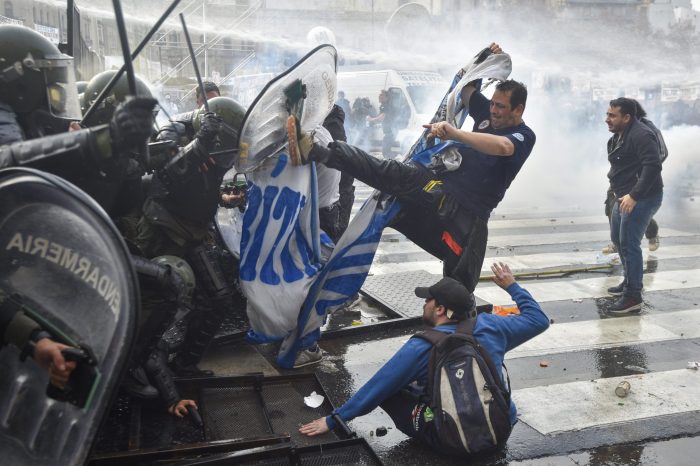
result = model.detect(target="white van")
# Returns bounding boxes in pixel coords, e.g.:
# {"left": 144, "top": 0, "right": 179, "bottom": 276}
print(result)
{"left": 337, "top": 69, "right": 448, "bottom": 156}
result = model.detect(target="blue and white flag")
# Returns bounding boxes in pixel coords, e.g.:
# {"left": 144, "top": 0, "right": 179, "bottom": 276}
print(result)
{"left": 239, "top": 153, "right": 321, "bottom": 347}
{"left": 234, "top": 45, "right": 337, "bottom": 367}
{"left": 279, "top": 50, "right": 513, "bottom": 367}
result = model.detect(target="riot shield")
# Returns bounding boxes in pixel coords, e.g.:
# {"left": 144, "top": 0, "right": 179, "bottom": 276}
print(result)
{"left": 0, "top": 168, "right": 139, "bottom": 466}
{"left": 235, "top": 44, "right": 337, "bottom": 173}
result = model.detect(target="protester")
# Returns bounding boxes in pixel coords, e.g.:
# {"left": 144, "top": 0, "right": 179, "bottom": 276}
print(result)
{"left": 366, "top": 89, "right": 398, "bottom": 159}
{"left": 605, "top": 97, "right": 663, "bottom": 314}
{"left": 318, "top": 104, "right": 354, "bottom": 242}
{"left": 336, "top": 90, "right": 351, "bottom": 120}
{"left": 287, "top": 43, "right": 535, "bottom": 293}
{"left": 299, "top": 262, "right": 549, "bottom": 457}
{"left": 603, "top": 99, "right": 666, "bottom": 255}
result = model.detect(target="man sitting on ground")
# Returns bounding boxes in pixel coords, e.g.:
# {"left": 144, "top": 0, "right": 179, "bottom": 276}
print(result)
{"left": 299, "top": 263, "right": 549, "bottom": 454}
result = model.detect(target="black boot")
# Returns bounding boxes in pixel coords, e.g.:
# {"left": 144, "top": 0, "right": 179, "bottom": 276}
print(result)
{"left": 170, "top": 305, "right": 219, "bottom": 378}
{"left": 173, "top": 244, "right": 236, "bottom": 377}
{"left": 122, "top": 366, "right": 159, "bottom": 399}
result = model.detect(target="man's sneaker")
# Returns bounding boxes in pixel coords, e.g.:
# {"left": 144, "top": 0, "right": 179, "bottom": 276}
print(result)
{"left": 287, "top": 115, "right": 314, "bottom": 165}
{"left": 607, "top": 282, "right": 625, "bottom": 296}
{"left": 648, "top": 236, "right": 660, "bottom": 252}
{"left": 602, "top": 243, "right": 618, "bottom": 254}
{"left": 293, "top": 344, "right": 323, "bottom": 368}
{"left": 608, "top": 296, "right": 642, "bottom": 314}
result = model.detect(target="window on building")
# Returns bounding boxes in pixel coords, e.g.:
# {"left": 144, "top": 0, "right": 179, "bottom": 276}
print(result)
{"left": 5, "top": 1, "right": 13, "bottom": 18}
{"left": 97, "top": 21, "right": 105, "bottom": 55}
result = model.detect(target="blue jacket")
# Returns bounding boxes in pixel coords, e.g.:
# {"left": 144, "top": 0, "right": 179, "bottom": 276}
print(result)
{"left": 326, "top": 282, "right": 550, "bottom": 428}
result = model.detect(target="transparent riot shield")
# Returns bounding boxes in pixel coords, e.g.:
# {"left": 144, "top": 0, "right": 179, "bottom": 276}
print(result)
{"left": 235, "top": 44, "right": 338, "bottom": 173}
{"left": 0, "top": 168, "right": 139, "bottom": 466}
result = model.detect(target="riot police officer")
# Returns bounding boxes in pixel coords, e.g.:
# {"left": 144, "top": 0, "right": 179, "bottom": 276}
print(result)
{"left": 0, "top": 24, "right": 201, "bottom": 413}
{"left": 157, "top": 81, "right": 220, "bottom": 146}
{"left": 78, "top": 69, "right": 164, "bottom": 236}
{"left": 0, "top": 24, "right": 157, "bottom": 212}
{"left": 137, "top": 96, "right": 246, "bottom": 376}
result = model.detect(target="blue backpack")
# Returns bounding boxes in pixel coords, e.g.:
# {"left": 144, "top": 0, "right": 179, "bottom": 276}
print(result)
{"left": 414, "top": 318, "right": 512, "bottom": 457}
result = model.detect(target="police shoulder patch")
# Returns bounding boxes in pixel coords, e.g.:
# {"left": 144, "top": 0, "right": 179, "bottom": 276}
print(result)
{"left": 512, "top": 132, "right": 525, "bottom": 142}
{"left": 478, "top": 120, "right": 490, "bottom": 130}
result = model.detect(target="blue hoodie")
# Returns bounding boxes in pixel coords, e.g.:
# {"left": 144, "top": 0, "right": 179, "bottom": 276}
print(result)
{"left": 326, "top": 282, "right": 550, "bottom": 429}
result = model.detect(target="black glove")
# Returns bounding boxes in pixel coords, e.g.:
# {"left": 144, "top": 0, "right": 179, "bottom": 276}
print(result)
{"left": 110, "top": 97, "right": 158, "bottom": 153}
{"left": 195, "top": 111, "right": 222, "bottom": 149}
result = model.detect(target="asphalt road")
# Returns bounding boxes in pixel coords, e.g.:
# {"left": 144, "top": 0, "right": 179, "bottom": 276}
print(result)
{"left": 303, "top": 181, "right": 700, "bottom": 465}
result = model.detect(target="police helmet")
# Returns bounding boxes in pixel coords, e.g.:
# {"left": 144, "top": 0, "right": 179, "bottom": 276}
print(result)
{"left": 82, "top": 70, "right": 153, "bottom": 126}
{"left": 151, "top": 255, "right": 196, "bottom": 302}
{"left": 0, "top": 25, "right": 81, "bottom": 119}
{"left": 192, "top": 96, "right": 246, "bottom": 155}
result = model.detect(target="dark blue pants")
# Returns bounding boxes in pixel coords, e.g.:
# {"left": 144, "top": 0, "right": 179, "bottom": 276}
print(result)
{"left": 380, "top": 389, "right": 440, "bottom": 449}
{"left": 610, "top": 191, "right": 663, "bottom": 298}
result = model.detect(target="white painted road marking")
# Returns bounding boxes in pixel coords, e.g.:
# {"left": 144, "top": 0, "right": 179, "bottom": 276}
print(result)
{"left": 508, "top": 309, "right": 700, "bottom": 359}
{"left": 514, "top": 369, "right": 700, "bottom": 434}
{"left": 373, "top": 228, "right": 694, "bottom": 253}
{"left": 370, "top": 244, "right": 700, "bottom": 277}
{"left": 474, "top": 269, "right": 700, "bottom": 303}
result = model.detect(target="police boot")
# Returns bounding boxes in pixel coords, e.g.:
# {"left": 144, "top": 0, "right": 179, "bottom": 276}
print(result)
{"left": 172, "top": 244, "right": 237, "bottom": 377}
{"left": 144, "top": 340, "right": 180, "bottom": 408}
{"left": 121, "top": 366, "right": 159, "bottom": 399}
{"left": 170, "top": 304, "right": 220, "bottom": 378}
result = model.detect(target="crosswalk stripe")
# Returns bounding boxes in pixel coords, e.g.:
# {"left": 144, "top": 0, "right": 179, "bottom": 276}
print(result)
{"left": 514, "top": 369, "right": 700, "bottom": 434}
{"left": 474, "top": 269, "right": 700, "bottom": 304}
{"left": 369, "top": 244, "right": 700, "bottom": 276}
{"left": 485, "top": 215, "right": 609, "bottom": 230}
{"left": 335, "top": 309, "right": 700, "bottom": 363}
{"left": 507, "top": 309, "right": 699, "bottom": 359}
{"left": 341, "top": 202, "right": 700, "bottom": 448}
{"left": 372, "top": 228, "right": 694, "bottom": 253}
{"left": 350, "top": 208, "right": 611, "bottom": 231}
{"left": 355, "top": 214, "right": 612, "bottom": 230}
{"left": 485, "top": 228, "right": 694, "bottom": 247}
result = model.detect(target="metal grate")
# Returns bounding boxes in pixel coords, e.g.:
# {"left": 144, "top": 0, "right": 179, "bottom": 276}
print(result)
{"left": 93, "top": 395, "right": 132, "bottom": 453}
{"left": 202, "top": 386, "right": 272, "bottom": 440}
{"left": 262, "top": 378, "right": 338, "bottom": 447}
{"left": 237, "top": 458, "right": 292, "bottom": 466}
{"left": 300, "top": 443, "right": 381, "bottom": 466}
{"left": 230, "top": 440, "right": 382, "bottom": 466}
{"left": 91, "top": 375, "right": 373, "bottom": 464}
{"left": 361, "top": 270, "right": 488, "bottom": 319}
{"left": 139, "top": 401, "right": 205, "bottom": 449}
{"left": 361, "top": 270, "right": 442, "bottom": 318}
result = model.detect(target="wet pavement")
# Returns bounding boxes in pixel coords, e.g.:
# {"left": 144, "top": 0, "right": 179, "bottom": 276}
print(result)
{"left": 201, "top": 181, "right": 700, "bottom": 465}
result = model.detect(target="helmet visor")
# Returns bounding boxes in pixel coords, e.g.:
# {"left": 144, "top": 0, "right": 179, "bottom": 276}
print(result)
{"left": 39, "top": 57, "right": 82, "bottom": 120}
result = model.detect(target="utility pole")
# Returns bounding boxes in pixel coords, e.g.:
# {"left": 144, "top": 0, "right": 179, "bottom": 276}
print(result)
{"left": 203, "top": 0, "right": 208, "bottom": 79}
{"left": 371, "top": 0, "right": 375, "bottom": 48}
